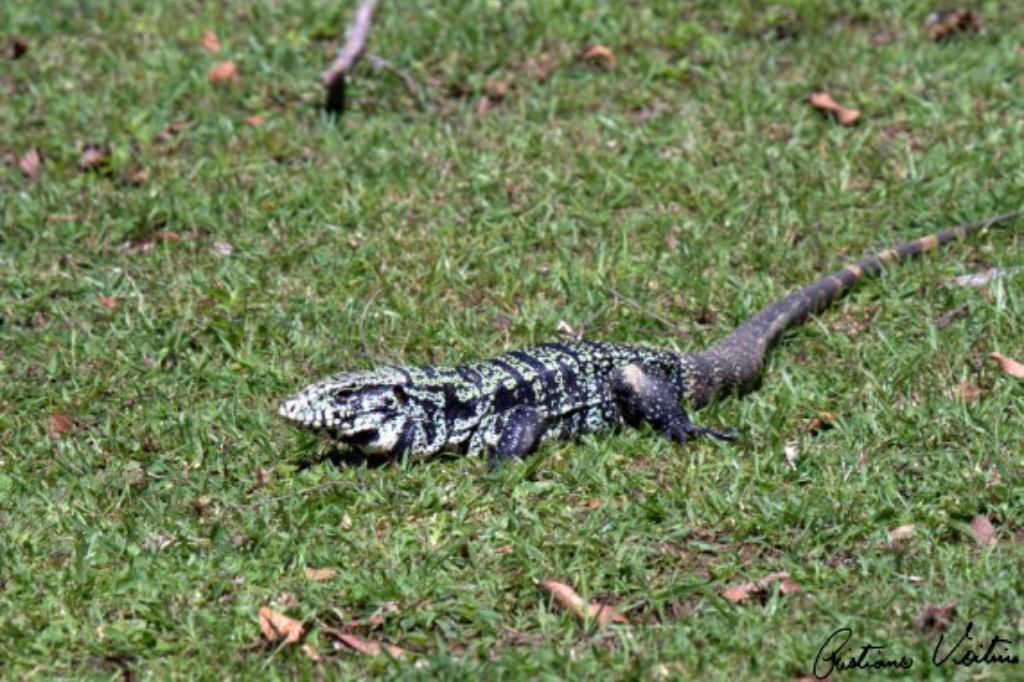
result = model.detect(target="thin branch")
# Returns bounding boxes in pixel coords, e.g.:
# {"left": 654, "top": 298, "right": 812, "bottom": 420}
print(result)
{"left": 322, "top": 0, "right": 380, "bottom": 114}
{"left": 603, "top": 286, "right": 691, "bottom": 337}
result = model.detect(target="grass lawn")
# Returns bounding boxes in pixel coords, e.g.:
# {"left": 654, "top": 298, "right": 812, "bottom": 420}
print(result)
{"left": 2, "top": 1, "right": 1022, "bottom": 678}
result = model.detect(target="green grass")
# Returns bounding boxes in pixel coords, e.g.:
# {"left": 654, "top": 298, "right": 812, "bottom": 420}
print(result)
{"left": 2, "top": 0, "right": 1022, "bottom": 678}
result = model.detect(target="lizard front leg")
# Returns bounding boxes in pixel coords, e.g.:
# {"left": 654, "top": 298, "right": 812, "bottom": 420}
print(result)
{"left": 480, "top": 406, "right": 548, "bottom": 469}
{"left": 611, "top": 364, "right": 736, "bottom": 444}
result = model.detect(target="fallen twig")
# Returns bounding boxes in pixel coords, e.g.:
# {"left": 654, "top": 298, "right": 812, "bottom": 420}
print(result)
{"left": 807, "top": 91, "right": 861, "bottom": 126}
{"left": 538, "top": 580, "right": 629, "bottom": 627}
{"left": 323, "top": 0, "right": 380, "bottom": 114}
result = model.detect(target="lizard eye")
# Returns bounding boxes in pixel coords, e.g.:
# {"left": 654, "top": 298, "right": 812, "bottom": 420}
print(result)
{"left": 392, "top": 385, "right": 408, "bottom": 405}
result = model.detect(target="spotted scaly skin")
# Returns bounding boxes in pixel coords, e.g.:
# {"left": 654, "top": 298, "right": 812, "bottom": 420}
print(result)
{"left": 279, "top": 210, "right": 1020, "bottom": 466}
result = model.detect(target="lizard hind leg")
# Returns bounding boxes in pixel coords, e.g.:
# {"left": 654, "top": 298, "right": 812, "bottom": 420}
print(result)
{"left": 611, "top": 364, "right": 737, "bottom": 445}
{"left": 484, "top": 405, "right": 548, "bottom": 469}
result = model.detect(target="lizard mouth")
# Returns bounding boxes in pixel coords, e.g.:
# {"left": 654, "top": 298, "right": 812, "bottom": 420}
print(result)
{"left": 278, "top": 397, "right": 325, "bottom": 428}
{"left": 277, "top": 395, "right": 389, "bottom": 434}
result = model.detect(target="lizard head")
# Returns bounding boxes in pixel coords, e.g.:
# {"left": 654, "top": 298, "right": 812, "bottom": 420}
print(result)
{"left": 278, "top": 367, "right": 420, "bottom": 455}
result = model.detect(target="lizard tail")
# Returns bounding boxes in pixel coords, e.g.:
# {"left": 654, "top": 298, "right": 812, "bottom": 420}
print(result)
{"left": 685, "top": 209, "right": 1021, "bottom": 407}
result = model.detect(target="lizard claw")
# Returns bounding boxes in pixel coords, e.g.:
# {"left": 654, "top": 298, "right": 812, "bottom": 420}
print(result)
{"left": 698, "top": 425, "right": 738, "bottom": 442}
{"left": 665, "top": 421, "right": 737, "bottom": 444}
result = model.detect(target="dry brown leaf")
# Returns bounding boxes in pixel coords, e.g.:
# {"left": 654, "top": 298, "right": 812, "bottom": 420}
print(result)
{"left": 577, "top": 498, "right": 604, "bottom": 509}
{"left": 538, "top": 580, "right": 629, "bottom": 626}
{"left": 5, "top": 37, "right": 29, "bottom": 60}
{"left": 304, "top": 567, "right": 337, "bottom": 582}
{"left": 302, "top": 643, "right": 322, "bottom": 662}
{"left": 494, "top": 544, "right": 514, "bottom": 555}
{"left": 720, "top": 584, "right": 756, "bottom": 604}
{"left": 925, "top": 9, "right": 981, "bottom": 41}
{"left": 78, "top": 143, "right": 111, "bottom": 173}
{"left": 721, "top": 580, "right": 760, "bottom": 604}
{"left": 98, "top": 295, "right": 118, "bottom": 310}
{"left": 333, "top": 632, "right": 408, "bottom": 658}
{"left": 244, "top": 114, "right": 267, "bottom": 127}
{"left": 969, "top": 515, "right": 997, "bottom": 547}
{"left": 19, "top": 148, "right": 42, "bottom": 179}
{"left": 582, "top": 44, "right": 616, "bottom": 70}
{"left": 258, "top": 606, "right": 304, "bottom": 644}
{"left": 803, "top": 412, "right": 837, "bottom": 434}
{"left": 201, "top": 30, "right": 222, "bottom": 54}
{"left": 917, "top": 602, "right": 957, "bottom": 633}
{"left": 779, "top": 578, "right": 802, "bottom": 596}
{"left": 208, "top": 60, "right": 238, "bottom": 83}
{"left": 48, "top": 413, "right": 75, "bottom": 437}
{"left": 989, "top": 352, "right": 1024, "bottom": 379}
{"left": 808, "top": 92, "right": 861, "bottom": 126}
{"left": 721, "top": 571, "right": 797, "bottom": 604}
{"left": 889, "top": 523, "right": 916, "bottom": 545}
{"left": 484, "top": 79, "right": 509, "bottom": 101}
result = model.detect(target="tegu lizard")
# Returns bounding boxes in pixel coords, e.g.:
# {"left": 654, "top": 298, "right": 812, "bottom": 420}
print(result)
{"left": 279, "top": 210, "right": 1019, "bottom": 467}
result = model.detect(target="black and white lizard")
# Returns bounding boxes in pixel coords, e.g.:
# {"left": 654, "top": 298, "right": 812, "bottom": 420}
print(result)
{"left": 279, "top": 210, "right": 1019, "bottom": 467}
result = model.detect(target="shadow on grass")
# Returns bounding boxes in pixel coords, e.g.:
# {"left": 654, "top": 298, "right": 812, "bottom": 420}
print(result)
{"left": 295, "top": 445, "right": 394, "bottom": 471}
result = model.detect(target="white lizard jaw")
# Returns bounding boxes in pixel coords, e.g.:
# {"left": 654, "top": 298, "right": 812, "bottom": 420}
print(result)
{"left": 278, "top": 397, "right": 322, "bottom": 427}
